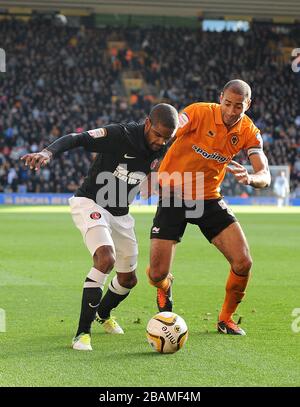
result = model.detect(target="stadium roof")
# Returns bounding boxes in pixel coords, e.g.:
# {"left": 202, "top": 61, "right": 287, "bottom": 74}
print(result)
{"left": 0, "top": 0, "right": 300, "bottom": 20}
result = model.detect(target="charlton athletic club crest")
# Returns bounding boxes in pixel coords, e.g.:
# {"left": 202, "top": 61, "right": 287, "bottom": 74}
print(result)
{"left": 231, "top": 134, "right": 239, "bottom": 146}
{"left": 90, "top": 212, "right": 101, "bottom": 220}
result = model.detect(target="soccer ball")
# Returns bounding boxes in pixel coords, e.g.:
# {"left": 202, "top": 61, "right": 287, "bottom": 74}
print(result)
{"left": 146, "top": 312, "right": 188, "bottom": 354}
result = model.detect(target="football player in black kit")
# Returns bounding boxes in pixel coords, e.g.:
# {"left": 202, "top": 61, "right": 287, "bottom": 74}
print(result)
{"left": 21, "top": 103, "right": 178, "bottom": 350}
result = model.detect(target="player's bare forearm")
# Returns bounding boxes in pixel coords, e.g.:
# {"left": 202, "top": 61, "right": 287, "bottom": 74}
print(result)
{"left": 248, "top": 169, "right": 271, "bottom": 188}
{"left": 248, "top": 152, "right": 271, "bottom": 188}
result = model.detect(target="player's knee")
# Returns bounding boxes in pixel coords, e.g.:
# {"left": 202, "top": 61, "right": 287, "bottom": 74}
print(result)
{"left": 149, "top": 266, "right": 169, "bottom": 282}
{"left": 118, "top": 273, "right": 137, "bottom": 289}
{"left": 93, "top": 246, "right": 115, "bottom": 273}
{"left": 233, "top": 255, "right": 253, "bottom": 276}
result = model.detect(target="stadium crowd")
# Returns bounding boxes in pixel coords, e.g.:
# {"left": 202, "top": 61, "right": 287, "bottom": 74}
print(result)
{"left": 1, "top": 18, "right": 300, "bottom": 196}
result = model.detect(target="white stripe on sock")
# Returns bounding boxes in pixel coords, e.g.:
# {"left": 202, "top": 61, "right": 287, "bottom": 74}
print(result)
{"left": 109, "top": 275, "right": 130, "bottom": 295}
{"left": 86, "top": 267, "right": 109, "bottom": 290}
{"left": 83, "top": 281, "right": 102, "bottom": 289}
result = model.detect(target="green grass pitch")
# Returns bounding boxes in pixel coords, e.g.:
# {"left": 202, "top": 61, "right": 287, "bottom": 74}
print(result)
{"left": 0, "top": 205, "right": 299, "bottom": 387}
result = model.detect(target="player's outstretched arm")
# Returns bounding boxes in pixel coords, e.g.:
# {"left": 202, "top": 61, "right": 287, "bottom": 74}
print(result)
{"left": 20, "top": 132, "right": 85, "bottom": 170}
{"left": 20, "top": 125, "right": 122, "bottom": 171}
{"left": 21, "top": 132, "right": 102, "bottom": 170}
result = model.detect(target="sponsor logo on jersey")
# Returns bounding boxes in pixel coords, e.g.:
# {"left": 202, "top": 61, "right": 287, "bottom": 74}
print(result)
{"left": 178, "top": 112, "right": 189, "bottom": 128}
{"left": 88, "top": 128, "right": 106, "bottom": 139}
{"left": 113, "top": 165, "right": 145, "bottom": 185}
{"left": 231, "top": 134, "right": 239, "bottom": 145}
{"left": 152, "top": 226, "right": 160, "bottom": 233}
{"left": 192, "top": 145, "right": 230, "bottom": 164}
{"left": 90, "top": 211, "right": 101, "bottom": 220}
{"left": 124, "top": 153, "right": 136, "bottom": 159}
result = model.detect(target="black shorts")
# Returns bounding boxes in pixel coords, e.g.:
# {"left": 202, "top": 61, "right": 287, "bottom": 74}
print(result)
{"left": 150, "top": 197, "right": 237, "bottom": 243}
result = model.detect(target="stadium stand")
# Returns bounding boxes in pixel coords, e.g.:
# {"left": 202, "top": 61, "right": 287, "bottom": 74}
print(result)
{"left": 1, "top": 17, "right": 300, "bottom": 196}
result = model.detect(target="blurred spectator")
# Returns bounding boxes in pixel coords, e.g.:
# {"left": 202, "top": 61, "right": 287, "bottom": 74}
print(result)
{"left": 273, "top": 171, "right": 290, "bottom": 206}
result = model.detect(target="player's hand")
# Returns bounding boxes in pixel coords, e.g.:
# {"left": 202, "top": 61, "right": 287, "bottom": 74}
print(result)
{"left": 226, "top": 160, "right": 251, "bottom": 185}
{"left": 21, "top": 150, "right": 53, "bottom": 171}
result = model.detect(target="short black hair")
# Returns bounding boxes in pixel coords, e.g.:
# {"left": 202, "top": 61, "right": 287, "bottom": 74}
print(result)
{"left": 149, "top": 103, "right": 178, "bottom": 129}
{"left": 223, "top": 79, "right": 251, "bottom": 99}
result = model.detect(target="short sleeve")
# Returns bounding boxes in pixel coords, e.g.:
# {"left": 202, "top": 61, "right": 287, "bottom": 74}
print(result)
{"left": 243, "top": 123, "right": 264, "bottom": 158}
{"left": 176, "top": 104, "right": 199, "bottom": 139}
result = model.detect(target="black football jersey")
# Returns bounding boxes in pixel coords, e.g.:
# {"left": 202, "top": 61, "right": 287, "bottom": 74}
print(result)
{"left": 48, "top": 122, "right": 165, "bottom": 216}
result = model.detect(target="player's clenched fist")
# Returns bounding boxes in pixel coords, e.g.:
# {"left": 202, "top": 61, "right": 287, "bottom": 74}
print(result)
{"left": 21, "top": 149, "right": 53, "bottom": 170}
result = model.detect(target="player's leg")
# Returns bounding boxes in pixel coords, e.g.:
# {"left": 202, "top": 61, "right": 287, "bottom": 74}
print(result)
{"left": 196, "top": 198, "right": 250, "bottom": 335}
{"left": 212, "top": 222, "right": 252, "bottom": 335}
{"left": 147, "top": 204, "right": 186, "bottom": 312}
{"left": 96, "top": 213, "right": 138, "bottom": 332}
{"left": 69, "top": 197, "right": 115, "bottom": 350}
{"left": 148, "top": 239, "right": 177, "bottom": 312}
{"left": 75, "top": 240, "right": 115, "bottom": 337}
{"left": 96, "top": 270, "right": 137, "bottom": 334}
{"left": 72, "top": 241, "right": 115, "bottom": 350}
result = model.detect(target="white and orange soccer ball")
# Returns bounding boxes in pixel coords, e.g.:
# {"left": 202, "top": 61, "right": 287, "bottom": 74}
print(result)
{"left": 146, "top": 312, "right": 188, "bottom": 354}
